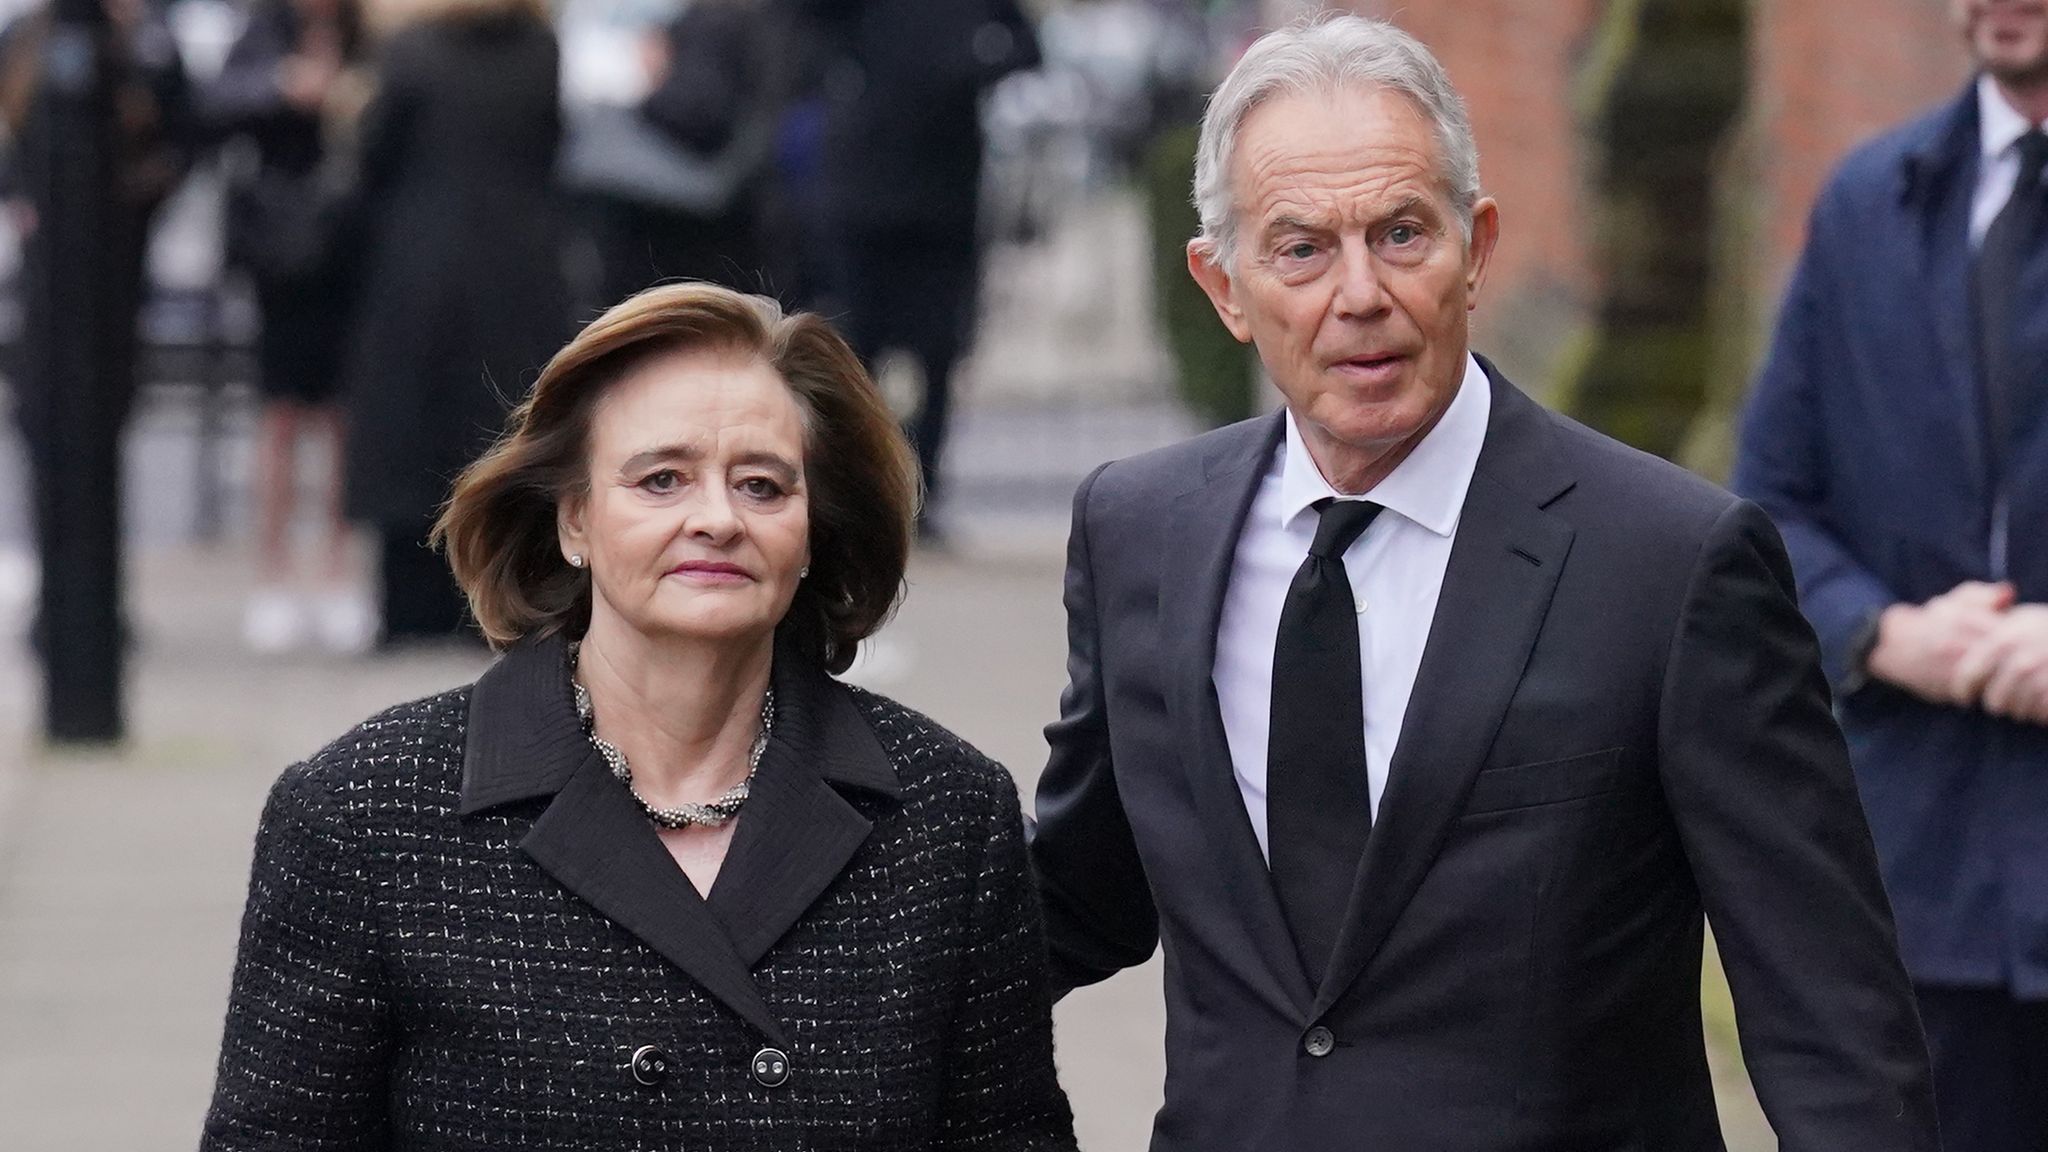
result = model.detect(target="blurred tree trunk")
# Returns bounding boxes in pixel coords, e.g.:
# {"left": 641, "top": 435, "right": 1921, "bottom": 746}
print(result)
{"left": 1561, "top": 0, "right": 1749, "bottom": 463}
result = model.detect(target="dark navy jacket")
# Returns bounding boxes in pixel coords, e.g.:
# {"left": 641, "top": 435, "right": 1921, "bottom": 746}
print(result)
{"left": 1735, "top": 81, "right": 2048, "bottom": 997}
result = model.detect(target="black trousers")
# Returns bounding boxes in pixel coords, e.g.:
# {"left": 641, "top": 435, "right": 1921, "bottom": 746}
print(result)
{"left": 378, "top": 519, "right": 472, "bottom": 644}
{"left": 835, "top": 224, "right": 979, "bottom": 520}
{"left": 1915, "top": 986, "right": 2048, "bottom": 1152}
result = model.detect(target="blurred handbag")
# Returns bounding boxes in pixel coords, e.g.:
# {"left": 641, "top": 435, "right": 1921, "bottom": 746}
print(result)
{"left": 225, "top": 163, "right": 356, "bottom": 287}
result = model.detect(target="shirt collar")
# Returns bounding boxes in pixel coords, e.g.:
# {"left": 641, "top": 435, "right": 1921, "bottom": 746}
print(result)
{"left": 1978, "top": 73, "right": 2036, "bottom": 163}
{"left": 1277, "top": 353, "right": 1491, "bottom": 538}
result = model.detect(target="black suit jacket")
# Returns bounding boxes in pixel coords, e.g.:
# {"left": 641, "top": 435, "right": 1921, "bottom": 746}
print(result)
{"left": 1030, "top": 363, "right": 1938, "bottom": 1151}
{"left": 204, "top": 633, "right": 1074, "bottom": 1150}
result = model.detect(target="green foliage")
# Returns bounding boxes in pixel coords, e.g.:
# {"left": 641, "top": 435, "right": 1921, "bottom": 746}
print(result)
{"left": 1145, "top": 123, "right": 1258, "bottom": 428}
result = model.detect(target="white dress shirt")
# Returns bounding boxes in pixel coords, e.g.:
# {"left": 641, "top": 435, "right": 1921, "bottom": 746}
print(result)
{"left": 1972, "top": 73, "right": 2038, "bottom": 246}
{"left": 1214, "top": 354, "right": 1491, "bottom": 859}
{"left": 1969, "top": 75, "right": 2038, "bottom": 577}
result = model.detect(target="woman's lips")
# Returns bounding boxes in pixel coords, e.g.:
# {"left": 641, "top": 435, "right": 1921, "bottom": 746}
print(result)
{"left": 666, "top": 561, "right": 752, "bottom": 584}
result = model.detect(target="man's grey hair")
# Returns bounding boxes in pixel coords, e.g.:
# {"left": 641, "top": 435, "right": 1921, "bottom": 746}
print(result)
{"left": 1192, "top": 13, "right": 1482, "bottom": 270}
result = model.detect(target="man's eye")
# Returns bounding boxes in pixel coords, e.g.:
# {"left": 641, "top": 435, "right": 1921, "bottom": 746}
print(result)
{"left": 1386, "top": 224, "right": 1423, "bottom": 246}
{"left": 1283, "top": 241, "right": 1319, "bottom": 260}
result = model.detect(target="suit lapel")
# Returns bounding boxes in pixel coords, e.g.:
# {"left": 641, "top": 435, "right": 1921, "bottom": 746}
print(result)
{"left": 1313, "top": 372, "right": 1575, "bottom": 1017}
{"left": 1162, "top": 412, "right": 1313, "bottom": 1018}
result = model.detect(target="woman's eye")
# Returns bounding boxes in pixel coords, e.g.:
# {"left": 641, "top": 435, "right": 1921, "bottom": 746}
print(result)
{"left": 739, "top": 476, "right": 784, "bottom": 499}
{"left": 640, "top": 469, "right": 680, "bottom": 493}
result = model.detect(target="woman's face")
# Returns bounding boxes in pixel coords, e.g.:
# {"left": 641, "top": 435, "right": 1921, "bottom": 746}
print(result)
{"left": 560, "top": 348, "right": 811, "bottom": 652}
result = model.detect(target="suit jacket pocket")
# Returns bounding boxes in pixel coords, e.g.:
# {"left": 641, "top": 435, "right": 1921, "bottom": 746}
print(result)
{"left": 1463, "top": 747, "right": 1629, "bottom": 815}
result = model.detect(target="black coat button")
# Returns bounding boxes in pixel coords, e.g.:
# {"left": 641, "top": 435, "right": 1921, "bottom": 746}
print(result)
{"left": 630, "top": 1045, "right": 671, "bottom": 1087}
{"left": 751, "top": 1047, "right": 791, "bottom": 1088}
{"left": 1303, "top": 1026, "right": 1335, "bottom": 1057}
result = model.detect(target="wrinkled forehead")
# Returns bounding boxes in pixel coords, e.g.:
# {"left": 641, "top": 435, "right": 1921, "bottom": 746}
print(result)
{"left": 1231, "top": 83, "right": 1454, "bottom": 228}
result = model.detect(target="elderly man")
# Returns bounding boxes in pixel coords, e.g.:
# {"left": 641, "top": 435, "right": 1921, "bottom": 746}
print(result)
{"left": 1029, "top": 14, "right": 1938, "bottom": 1150}
{"left": 1737, "top": 3, "right": 2048, "bottom": 1148}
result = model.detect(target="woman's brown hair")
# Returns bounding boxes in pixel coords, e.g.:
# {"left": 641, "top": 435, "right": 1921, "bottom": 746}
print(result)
{"left": 434, "top": 282, "right": 918, "bottom": 674}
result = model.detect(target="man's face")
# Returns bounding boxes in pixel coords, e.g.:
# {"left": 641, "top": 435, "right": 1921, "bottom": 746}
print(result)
{"left": 1956, "top": 0, "right": 2048, "bottom": 86}
{"left": 1189, "top": 84, "right": 1497, "bottom": 486}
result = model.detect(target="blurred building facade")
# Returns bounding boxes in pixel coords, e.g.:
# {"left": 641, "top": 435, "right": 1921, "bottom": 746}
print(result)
{"left": 1314, "top": 0, "right": 1971, "bottom": 477}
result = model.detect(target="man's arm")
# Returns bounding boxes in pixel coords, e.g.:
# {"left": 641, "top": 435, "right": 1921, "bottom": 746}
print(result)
{"left": 1028, "top": 463, "right": 1159, "bottom": 996}
{"left": 1732, "top": 210, "right": 1898, "bottom": 696}
{"left": 1657, "top": 500, "right": 1938, "bottom": 1151}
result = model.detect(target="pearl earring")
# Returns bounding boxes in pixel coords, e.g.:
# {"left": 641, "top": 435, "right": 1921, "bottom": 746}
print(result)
{"left": 568, "top": 554, "right": 584, "bottom": 568}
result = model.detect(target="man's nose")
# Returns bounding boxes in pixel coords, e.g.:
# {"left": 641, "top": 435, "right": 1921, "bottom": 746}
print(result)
{"left": 1331, "top": 239, "right": 1392, "bottom": 318}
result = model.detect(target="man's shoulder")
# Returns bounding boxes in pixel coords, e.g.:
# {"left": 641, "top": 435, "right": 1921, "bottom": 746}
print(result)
{"left": 1814, "top": 87, "right": 1972, "bottom": 220}
{"left": 1081, "top": 414, "right": 1278, "bottom": 512}
{"left": 1519, "top": 396, "right": 1739, "bottom": 549}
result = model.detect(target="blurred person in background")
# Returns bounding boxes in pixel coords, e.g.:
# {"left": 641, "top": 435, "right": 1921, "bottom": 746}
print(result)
{"left": 0, "top": 0, "right": 190, "bottom": 648}
{"left": 803, "top": 0, "right": 1039, "bottom": 543}
{"left": 1031, "top": 14, "right": 1938, "bottom": 1150}
{"left": 609, "top": 0, "right": 772, "bottom": 298}
{"left": 202, "top": 0, "right": 373, "bottom": 654}
{"left": 343, "top": 0, "right": 570, "bottom": 647}
{"left": 202, "top": 282, "right": 1076, "bottom": 1150}
{"left": 1735, "top": 2, "right": 2048, "bottom": 1147}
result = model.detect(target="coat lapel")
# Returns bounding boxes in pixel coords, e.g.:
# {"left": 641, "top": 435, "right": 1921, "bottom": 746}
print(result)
{"left": 1905, "top": 86, "right": 1993, "bottom": 497}
{"left": 1312, "top": 370, "right": 1575, "bottom": 1017}
{"left": 707, "top": 657, "right": 900, "bottom": 967}
{"left": 520, "top": 751, "right": 792, "bottom": 1046}
{"left": 1161, "top": 412, "right": 1314, "bottom": 1018}
{"left": 460, "top": 633, "right": 898, "bottom": 1047}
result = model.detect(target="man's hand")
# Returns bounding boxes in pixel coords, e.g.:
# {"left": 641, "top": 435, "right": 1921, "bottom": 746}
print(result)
{"left": 1866, "top": 581, "right": 2015, "bottom": 705}
{"left": 1951, "top": 604, "right": 2048, "bottom": 725}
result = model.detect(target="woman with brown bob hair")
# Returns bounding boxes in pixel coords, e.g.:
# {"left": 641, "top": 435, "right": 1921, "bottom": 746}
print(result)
{"left": 202, "top": 283, "right": 1078, "bottom": 1150}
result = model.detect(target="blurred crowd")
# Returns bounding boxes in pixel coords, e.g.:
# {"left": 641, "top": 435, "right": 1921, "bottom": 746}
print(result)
{"left": 0, "top": 0, "right": 1260, "bottom": 654}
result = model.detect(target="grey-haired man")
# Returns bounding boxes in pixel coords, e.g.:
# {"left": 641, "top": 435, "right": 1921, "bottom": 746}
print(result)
{"left": 1029, "top": 14, "right": 1938, "bottom": 1150}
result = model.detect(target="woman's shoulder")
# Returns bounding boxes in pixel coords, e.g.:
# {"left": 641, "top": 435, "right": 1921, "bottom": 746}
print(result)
{"left": 270, "top": 684, "right": 476, "bottom": 819}
{"left": 839, "top": 683, "right": 1018, "bottom": 812}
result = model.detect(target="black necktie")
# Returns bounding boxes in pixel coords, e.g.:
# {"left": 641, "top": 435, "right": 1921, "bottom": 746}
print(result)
{"left": 1268, "top": 497, "right": 1382, "bottom": 988}
{"left": 1975, "top": 128, "right": 2048, "bottom": 485}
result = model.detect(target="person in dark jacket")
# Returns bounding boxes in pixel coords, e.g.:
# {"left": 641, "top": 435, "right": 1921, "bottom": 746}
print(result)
{"left": 805, "top": 0, "right": 1039, "bottom": 540}
{"left": 202, "top": 282, "right": 1077, "bottom": 1150}
{"left": 0, "top": 0, "right": 189, "bottom": 649}
{"left": 1735, "top": 3, "right": 2048, "bottom": 1146}
{"left": 202, "top": 0, "right": 371, "bottom": 653}
{"left": 342, "top": 0, "right": 571, "bottom": 646}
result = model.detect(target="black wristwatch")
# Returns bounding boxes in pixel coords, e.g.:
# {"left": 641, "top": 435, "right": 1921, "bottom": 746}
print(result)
{"left": 1841, "top": 609, "right": 1885, "bottom": 697}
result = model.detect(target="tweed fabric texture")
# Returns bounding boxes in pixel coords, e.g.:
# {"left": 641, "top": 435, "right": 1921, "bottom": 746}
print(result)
{"left": 202, "top": 664, "right": 1076, "bottom": 1150}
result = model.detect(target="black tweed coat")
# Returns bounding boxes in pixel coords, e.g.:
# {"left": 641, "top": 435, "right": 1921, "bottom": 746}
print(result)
{"left": 201, "top": 633, "right": 1076, "bottom": 1150}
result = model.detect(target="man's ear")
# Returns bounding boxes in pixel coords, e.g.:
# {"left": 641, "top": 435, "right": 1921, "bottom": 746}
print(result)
{"left": 1188, "top": 239, "right": 1254, "bottom": 343}
{"left": 1463, "top": 197, "right": 1500, "bottom": 309}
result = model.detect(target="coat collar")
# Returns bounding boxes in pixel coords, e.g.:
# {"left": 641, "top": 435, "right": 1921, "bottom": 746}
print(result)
{"left": 1899, "top": 80, "right": 1983, "bottom": 211}
{"left": 460, "top": 631, "right": 901, "bottom": 814}
{"left": 458, "top": 630, "right": 900, "bottom": 1045}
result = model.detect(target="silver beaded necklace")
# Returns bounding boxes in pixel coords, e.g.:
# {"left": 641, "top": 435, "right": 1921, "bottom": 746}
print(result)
{"left": 568, "top": 642, "right": 773, "bottom": 830}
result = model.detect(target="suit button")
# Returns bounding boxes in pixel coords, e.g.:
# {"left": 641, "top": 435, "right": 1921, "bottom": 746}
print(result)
{"left": 751, "top": 1047, "right": 791, "bottom": 1088}
{"left": 630, "top": 1045, "right": 671, "bottom": 1087}
{"left": 1303, "top": 1026, "right": 1335, "bottom": 1057}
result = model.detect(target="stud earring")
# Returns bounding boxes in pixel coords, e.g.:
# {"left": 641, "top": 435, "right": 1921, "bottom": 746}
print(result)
{"left": 569, "top": 554, "right": 585, "bottom": 568}
{"left": 799, "top": 565, "right": 810, "bottom": 579}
